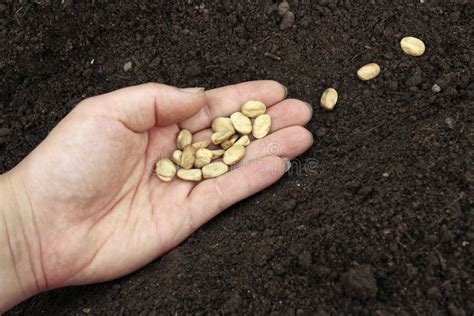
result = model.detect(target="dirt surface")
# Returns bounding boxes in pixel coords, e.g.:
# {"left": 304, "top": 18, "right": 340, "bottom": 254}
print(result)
{"left": 2, "top": 0, "right": 473, "bottom": 314}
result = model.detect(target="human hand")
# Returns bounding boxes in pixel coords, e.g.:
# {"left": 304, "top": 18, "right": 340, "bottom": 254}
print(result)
{"left": 0, "top": 81, "right": 313, "bottom": 311}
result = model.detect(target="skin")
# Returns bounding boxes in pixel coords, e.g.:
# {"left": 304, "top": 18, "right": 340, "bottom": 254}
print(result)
{"left": 0, "top": 81, "right": 313, "bottom": 312}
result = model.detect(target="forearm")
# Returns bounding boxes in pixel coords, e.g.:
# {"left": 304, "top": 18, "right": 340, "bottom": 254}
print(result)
{"left": 0, "top": 171, "right": 43, "bottom": 313}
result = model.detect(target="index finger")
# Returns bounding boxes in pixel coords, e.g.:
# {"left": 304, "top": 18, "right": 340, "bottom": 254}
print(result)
{"left": 179, "top": 80, "right": 287, "bottom": 133}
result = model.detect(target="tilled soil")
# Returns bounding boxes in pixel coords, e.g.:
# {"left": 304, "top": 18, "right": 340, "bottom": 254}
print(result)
{"left": 1, "top": 0, "right": 473, "bottom": 315}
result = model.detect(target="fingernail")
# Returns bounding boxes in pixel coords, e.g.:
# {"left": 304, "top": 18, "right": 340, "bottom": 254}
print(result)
{"left": 179, "top": 87, "right": 205, "bottom": 94}
{"left": 282, "top": 84, "right": 288, "bottom": 99}
{"left": 282, "top": 158, "right": 292, "bottom": 173}
{"left": 305, "top": 102, "right": 313, "bottom": 118}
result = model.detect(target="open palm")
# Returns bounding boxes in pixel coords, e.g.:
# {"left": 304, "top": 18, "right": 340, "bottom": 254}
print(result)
{"left": 10, "top": 81, "right": 313, "bottom": 291}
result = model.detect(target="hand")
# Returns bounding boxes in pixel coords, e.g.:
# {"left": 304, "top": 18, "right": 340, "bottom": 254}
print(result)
{"left": 0, "top": 81, "right": 313, "bottom": 311}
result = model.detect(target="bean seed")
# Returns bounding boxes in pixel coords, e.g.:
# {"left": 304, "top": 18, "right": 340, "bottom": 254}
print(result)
{"left": 252, "top": 114, "right": 272, "bottom": 139}
{"left": 192, "top": 139, "right": 211, "bottom": 149}
{"left": 171, "top": 150, "right": 182, "bottom": 165}
{"left": 202, "top": 162, "right": 229, "bottom": 179}
{"left": 357, "top": 63, "right": 381, "bottom": 81}
{"left": 235, "top": 135, "right": 250, "bottom": 146}
{"left": 195, "top": 148, "right": 213, "bottom": 168}
{"left": 177, "top": 129, "right": 192, "bottom": 150}
{"left": 211, "top": 130, "right": 234, "bottom": 145}
{"left": 223, "top": 144, "right": 246, "bottom": 165}
{"left": 156, "top": 158, "right": 176, "bottom": 182}
{"left": 221, "top": 134, "right": 238, "bottom": 150}
{"left": 400, "top": 37, "right": 425, "bottom": 57}
{"left": 212, "top": 117, "right": 235, "bottom": 133}
{"left": 180, "top": 144, "right": 196, "bottom": 169}
{"left": 230, "top": 112, "right": 252, "bottom": 135}
{"left": 209, "top": 149, "right": 225, "bottom": 159}
{"left": 177, "top": 169, "right": 202, "bottom": 182}
{"left": 320, "top": 88, "right": 338, "bottom": 111}
{"left": 241, "top": 100, "right": 267, "bottom": 118}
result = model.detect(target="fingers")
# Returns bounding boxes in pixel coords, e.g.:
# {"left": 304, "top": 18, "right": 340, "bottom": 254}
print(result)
{"left": 180, "top": 80, "right": 287, "bottom": 132}
{"left": 186, "top": 156, "right": 288, "bottom": 231}
{"left": 76, "top": 83, "right": 206, "bottom": 132}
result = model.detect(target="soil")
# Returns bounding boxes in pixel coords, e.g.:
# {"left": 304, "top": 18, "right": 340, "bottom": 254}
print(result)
{"left": 1, "top": 0, "right": 473, "bottom": 314}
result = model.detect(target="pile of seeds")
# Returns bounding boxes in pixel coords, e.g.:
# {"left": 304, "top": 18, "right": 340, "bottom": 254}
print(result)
{"left": 320, "top": 36, "right": 426, "bottom": 111}
{"left": 156, "top": 101, "right": 272, "bottom": 182}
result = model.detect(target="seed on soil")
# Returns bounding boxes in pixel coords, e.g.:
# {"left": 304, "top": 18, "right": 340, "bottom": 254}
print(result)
{"left": 211, "top": 130, "right": 235, "bottom": 145}
{"left": 177, "top": 169, "right": 202, "bottom": 181}
{"left": 221, "top": 134, "right": 238, "bottom": 150}
{"left": 192, "top": 139, "right": 211, "bottom": 149}
{"left": 177, "top": 129, "right": 192, "bottom": 150}
{"left": 230, "top": 112, "right": 252, "bottom": 135}
{"left": 195, "top": 148, "right": 213, "bottom": 168}
{"left": 357, "top": 63, "right": 381, "bottom": 81}
{"left": 280, "top": 11, "right": 295, "bottom": 30}
{"left": 241, "top": 100, "right": 267, "bottom": 118}
{"left": 252, "top": 114, "right": 272, "bottom": 139}
{"left": 223, "top": 144, "right": 246, "bottom": 165}
{"left": 277, "top": 1, "right": 290, "bottom": 16}
{"left": 123, "top": 61, "right": 133, "bottom": 72}
{"left": 400, "top": 36, "right": 426, "bottom": 57}
{"left": 202, "top": 162, "right": 229, "bottom": 179}
{"left": 155, "top": 158, "right": 176, "bottom": 182}
{"left": 432, "top": 83, "right": 442, "bottom": 93}
{"left": 209, "top": 149, "right": 225, "bottom": 159}
{"left": 320, "top": 88, "right": 338, "bottom": 111}
{"left": 180, "top": 144, "right": 196, "bottom": 169}
{"left": 212, "top": 117, "right": 235, "bottom": 133}
{"left": 171, "top": 150, "right": 182, "bottom": 165}
{"left": 235, "top": 135, "right": 250, "bottom": 146}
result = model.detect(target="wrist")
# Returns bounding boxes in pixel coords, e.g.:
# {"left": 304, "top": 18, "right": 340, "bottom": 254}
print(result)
{"left": 0, "top": 170, "right": 46, "bottom": 312}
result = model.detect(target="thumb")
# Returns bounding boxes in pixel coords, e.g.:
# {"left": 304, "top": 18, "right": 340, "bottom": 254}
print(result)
{"left": 78, "top": 83, "right": 206, "bottom": 132}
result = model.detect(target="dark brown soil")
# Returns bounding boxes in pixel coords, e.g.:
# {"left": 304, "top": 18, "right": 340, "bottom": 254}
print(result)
{"left": 2, "top": 0, "right": 473, "bottom": 314}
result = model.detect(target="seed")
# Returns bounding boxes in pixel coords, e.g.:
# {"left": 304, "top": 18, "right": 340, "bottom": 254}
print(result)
{"left": 223, "top": 144, "right": 246, "bottom": 165}
{"left": 171, "top": 150, "right": 182, "bottom": 165}
{"left": 192, "top": 139, "right": 211, "bottom": 149}
{"left": 320, "top": 88, "right": 338, "bottom": 111}
{"left": 357, "top": 63, "right": 381, "bottom": 81}
{"left": 230, "top": 112, "right": 252, "bottom": 135}
{"left": 400, "top": 37, "right": 426, "bottom": 57}
{"left": 155, "top": 158, "right": 176, "bottom": 182}
{"left": 209, "top": 149, "right": 225, "bottom": 159}
{"left": 177, "top": 169, "right": 202, "bottom": 182}
{"left": 252, "top": 114, "right": 272, "bottom": 139}
{"left": 241, "top": 100, "right": 267, "bottom": 118}
{"left": 235, "top": 135, "right": 250, "bottom": 146}
{"left": 211, "top": 117, "right": 235, "bottom": 133}
{"left": 277, "top": 1, "right": 289, "bottom": 16}
{"left": 180, "top": 144, "right": 196, "bottom": 169}
{"left": 202, "top": 162, "right": 229, "bottom": 179}
{"left": 195, "top": 148, "right": 213, "bottom": 168}
{"left": 211, "top": 130, "right": 234, "bottom": 145}
{"left": 177, "top": 129, "right": 192, "bottom": 150}
{"left": 221, "top": 134, "right": 238, "bottom": 150}
{"left": 432, "top": 83, "right": 442, "bottom": 93}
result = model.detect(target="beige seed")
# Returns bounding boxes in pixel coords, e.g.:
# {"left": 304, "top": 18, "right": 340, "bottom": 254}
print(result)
{"left": 180, "top": 144, "right": 196, "bottom": 169}
{"left": 221, "top": 134, "right": 238, "bottom": 150}
{"left": 252, "top": 114, "right": 272, "bottom": 139}
{"left": 211, "top": 117, "right": 235, "bottom": 133}
{"left": 211, "top": 130, "right": 235, "bottom": 145}
{"left": 177, "top": 129, "right": 192, "bottom": 150}
{"left": 400, "top": 37, "right": 426, "bottom": 57}
{"left": 223, "top": 144, "right": 246, "bottom": 165}
{"left": 171, "top": 150, "right": 182, "bottom": 165}
{"left": 235, "top": 135, "right": 250, "bottom": 146}
{"left": 357, "top": 63, "right": 381, "bottom": 81}
{"left": 230, "top": 112, "right": 252, "bottom": 135}
{"left": 192, "top": 139, "right": 211, "bottom": 150}
{"left": 202, "top": 162, "right": 229, "bottom": 179}
{"left": 155, "top": 158, "right": 176, "bottom": 182}
{"left": 320, "top": 88, "right": 338, "bottom": 111}
{"left": 209, "top": 149, "right": 225, "bottom": 159}
{"left": 195, "top": 148, "right": 213, "bottom": 168}
{"left": 177, "top": 169, "right": 202, "bottom": 182}
{"left": 241, "top": 100, "right": 267, "bottom": 118}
